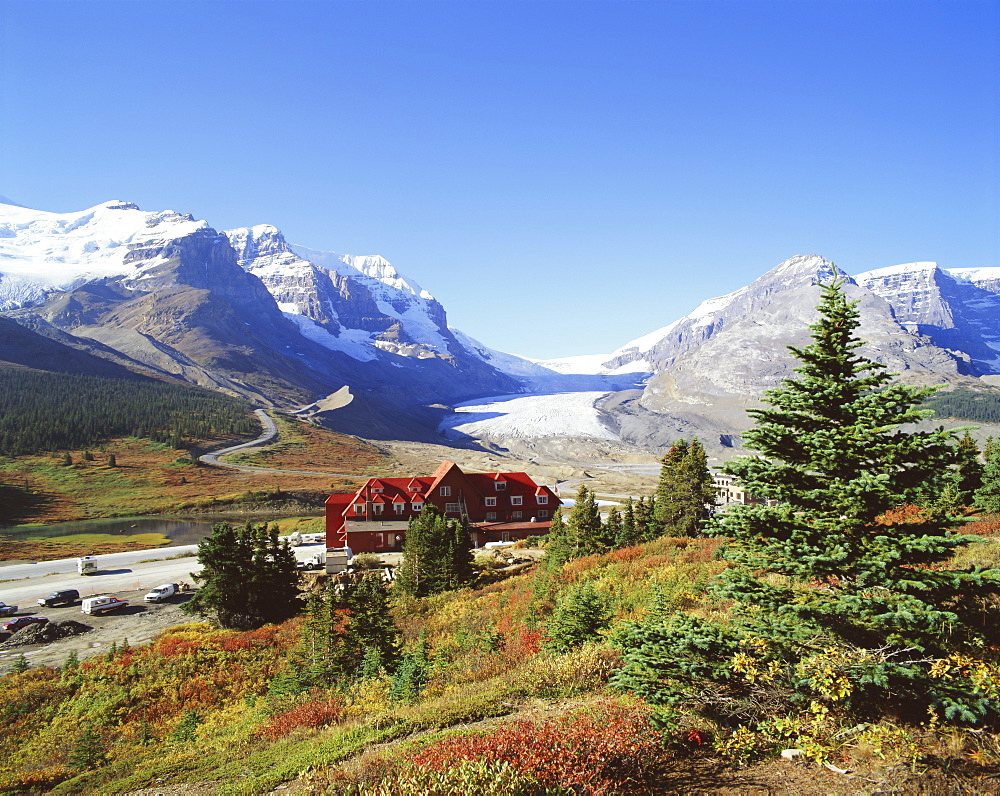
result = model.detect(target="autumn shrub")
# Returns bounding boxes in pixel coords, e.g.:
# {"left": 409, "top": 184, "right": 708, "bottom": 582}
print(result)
{"left": 340, "top": 759, "right": 557, "bottom": 795}
{"left": 516, "top": 644, "right": 620, "bottom": 698}
{"left": 259, "top": 694, "right": 345, "bottom": 739}
{"left": 405, "top": 698, "right": 675, "bottom": 793}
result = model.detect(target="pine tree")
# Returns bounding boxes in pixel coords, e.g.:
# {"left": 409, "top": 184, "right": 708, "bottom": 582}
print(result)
{"left": 616, "top": 499, "right": 641, "bottom": 548}
{"left": 542, "top": 507, "right": 574, "bottom": 572}
{"left": 617, "top": 273, "right": 1000, "bottom": 725}
{"left": 544, "top": 582, "right": 610, "bottom": 653}
{"left": 654, "top": 439, "right": 688, "bottom": 533}
{"left": 569, "top": 484, "right": 608, "bottom": 556}
{"left": 183, "top": 522, "right": 300, "bottom": 630}
{"left": 654, "top": 438, "right": 716, "bottom": 537}
{"left": 389, "top": 633, "right": 430, "bottom": 702}
{"left": 396, "top": 506, "right": 473, "bottom": 597}
{"left": 954, "top": 431, "right": 984, "bottom": 505}
{"left": 633, "top": 496, "right": 657, "bottom": 542}
{"left": 604, "top": 507, "right": 623, "bottom": 549}
{"left": 68, "top": 726, "right": 106, "bottom": 770}
{"left": 975, "top": 436, "right": 1000, "bottom": 514}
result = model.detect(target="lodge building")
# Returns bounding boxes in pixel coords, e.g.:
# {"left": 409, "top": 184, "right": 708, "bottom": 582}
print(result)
{"left": 325, "top": 461, "right": 561, "bottom": 554}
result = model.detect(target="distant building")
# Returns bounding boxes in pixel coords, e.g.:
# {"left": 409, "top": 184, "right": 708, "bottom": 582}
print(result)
{"left": 325, "top": 461, "right": 562, "bottom": 554}
{"left": 712, "top": 472, "right": 771, "bottom": 506}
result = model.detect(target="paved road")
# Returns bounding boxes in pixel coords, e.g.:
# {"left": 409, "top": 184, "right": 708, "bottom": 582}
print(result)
{"left": 198, "top": 408, "right": 367, "bottom": 478}
{"left": 0, "top": 541, "right": 330, "bottom": 608}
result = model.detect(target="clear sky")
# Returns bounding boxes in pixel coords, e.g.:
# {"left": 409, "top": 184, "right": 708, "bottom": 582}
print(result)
{"left": 2, "top": 0, "right": 997, "bottom": 359}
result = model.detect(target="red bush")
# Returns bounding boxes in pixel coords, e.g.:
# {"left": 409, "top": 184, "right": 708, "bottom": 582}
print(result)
{"left": 407, "top": 699, "right": 674, "bottom": 792}
{"left": 259, "top": 696, "right": 345, "bottom": 739}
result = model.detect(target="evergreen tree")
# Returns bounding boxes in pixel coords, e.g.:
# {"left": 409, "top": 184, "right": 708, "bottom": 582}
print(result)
{"left": 617, "top": 274, "right": 1000, "bottom": 725}
{"left": 389, "top": 633, "right": 430, "bottom": 702}
{"left": 654, "top": 439, "right": 689, "bottom": 533}
{"left": 542, "top": 507, "right": 575, "bottom": 572}
{"left": 568, "top": 484, "right": 608, "bottom": 556}
{"left": 396, "top": 506, "right": 473, "bottom": 597}
{"left": 68, "top": 726, "right": 107, "bottom": 770}
{"left": 975, "top": 437, "right": 1000, "bottom": 514}
{"left": 616, "top": 499, "right": 641, "bottom": 548}
{"left": 633, "top": 496, "right": 657, "bottom": 542}
{"left": 654, "top": 438, "right": 716, "bottom": 536}
{"left": 544, "top": 582, "right": 610, "bottom": 653}
{"left": 954, "top": 431, "right": 984, "bottom": 505}
{"left": 604, "top": 507, "right": 623, "bottom": 549}
{"left": 183, "top": 522, "right": 300, "bottom": 630}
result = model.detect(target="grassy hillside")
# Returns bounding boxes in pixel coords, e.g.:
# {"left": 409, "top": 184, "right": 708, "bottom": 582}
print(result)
{"left": 0, "top": 428, "right": 386, "bottom": 526}
{"left": 2, "top": 527, "right": 998, "bottom": 794}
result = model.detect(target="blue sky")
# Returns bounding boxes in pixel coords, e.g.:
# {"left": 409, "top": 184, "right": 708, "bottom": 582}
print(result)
{"left": 2, "top": 0, "right": 997, "bottom": 359}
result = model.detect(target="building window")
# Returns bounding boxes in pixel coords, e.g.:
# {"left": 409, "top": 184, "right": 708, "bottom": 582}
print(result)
{"left": 440, "top": 486, "right": 451, "bottom": 497}
{"left": 537, "top": 494, "right": 548, "bottom": 504}
{"left": 512, "top": 511, "right": 522, "bottom": 520}
{"left": 445, "top": 502, "right": 461, "bottom": 513}
{"left": 373, "top": 487, "right": 383, "bottom": 493}
{"left": 510, "top": 496, "right": 522, "bottom": 506}
{"left": 486, "top": 512, "right": 497, "bottom": 521}
{"left": 354, "top": 504, "right": 365, "bottom": 515}
{"left": 485, "top": 497, "right": 497, "bottom": 507}
{"left": 495, "top": 482, "right": 506, "bottom": 491}
{"left": 394, "top": 503, "right": 405, "bottom": 514}
{"left": 373, "top": 503, "right": 383, "bottom": 515}
{"left": 538, "top": 510, "right": 549, "bottom": 519}
{"left": 412, "top": 502, "right": 423, "bottom": 512}
{"left": 375, "top": 532, "right": 384, "bottom": 548}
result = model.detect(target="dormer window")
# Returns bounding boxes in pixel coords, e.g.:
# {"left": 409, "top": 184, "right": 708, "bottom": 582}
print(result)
{"left": 412, "top": 501, "right": 424, "bottom": 512}
{"left": 373, "top": 487, "right": 384, "bottom": 494}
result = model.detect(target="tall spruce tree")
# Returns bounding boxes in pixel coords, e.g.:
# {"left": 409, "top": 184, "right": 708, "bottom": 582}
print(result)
{"left": 953, "top": 431, "right": 984, "bottom": 506}
{"left": 395, "top": 506, "right": 473, "bottom": 597}
{"left": 184, "top": 522, "right": 300, "bottom": 630}
{"left": 975, "top": 437, "right": 1000, "bottom": 514}
{"left": 616, "top": 274, "right": 1000, "bottom": 725}
{"left": 569, "top": 484, "right": 608, "bottom": 556}
{"left": 656, "top": 438, "right": 716, "bottom": 536}
{"left": 654, "top": 439, "right": 689, "bottom": 533}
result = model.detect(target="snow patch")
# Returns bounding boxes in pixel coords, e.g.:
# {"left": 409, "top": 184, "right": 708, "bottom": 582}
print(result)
{"left": 439, "top": 392, "right": 619, "bottom": 441}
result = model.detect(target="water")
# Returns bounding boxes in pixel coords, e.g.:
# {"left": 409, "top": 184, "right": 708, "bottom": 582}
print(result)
{"left": 1, "top": 516, "right": 219, "bottom": 546}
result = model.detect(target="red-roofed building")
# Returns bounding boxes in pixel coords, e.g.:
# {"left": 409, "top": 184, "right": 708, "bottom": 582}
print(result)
{"left": 325, "top": 461, "right": 561, "bottom": 553}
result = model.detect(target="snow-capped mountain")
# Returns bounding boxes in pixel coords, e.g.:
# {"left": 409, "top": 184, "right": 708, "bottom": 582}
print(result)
{"left": 856, "top": 262, "right": 1000, "bottom": 373}
{"left": 223, "top": 224, "right": 457, "bottom": 363}
{"left": 0, "top": 199, "right": 517, "bottom": 438}
{"left": 449, "top": 255, "right": 996, "bottom": 460}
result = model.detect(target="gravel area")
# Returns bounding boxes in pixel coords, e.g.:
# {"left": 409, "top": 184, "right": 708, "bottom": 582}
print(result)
{"left": 0, "top": 593, "right": 195, "bottom": 674}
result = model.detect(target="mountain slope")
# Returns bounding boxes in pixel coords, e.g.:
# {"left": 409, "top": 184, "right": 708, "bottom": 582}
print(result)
{"left": 0, "top": 200, "right": 518, "bottom": 437}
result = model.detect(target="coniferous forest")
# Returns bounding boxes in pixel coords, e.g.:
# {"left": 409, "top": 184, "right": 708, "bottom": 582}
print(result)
{"left": 0, "top": 369, "right": 257, "bottom": 455}
{"left": 923, "top": 387, "right": 1000, "bottom": 424}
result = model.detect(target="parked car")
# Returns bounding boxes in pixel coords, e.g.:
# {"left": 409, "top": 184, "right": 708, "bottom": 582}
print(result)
{"left": 3, "top": 616, "right": 48, "bottom": 633}
{"left": 37, "top": 589, "right": 80, "bottom": 607}
{"left": 0, "top": 602, "right": 17, "bottom": 617}
{"left": 144, "top": 584, "right": 179, "bottom": 603}
{"left": 81, "top": 596, "right": 129, "bottom": 615}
